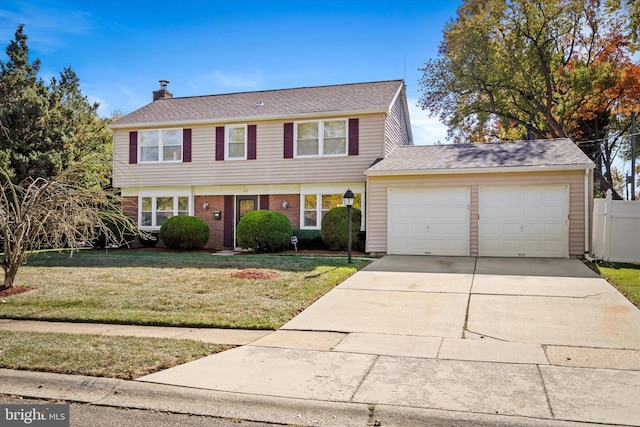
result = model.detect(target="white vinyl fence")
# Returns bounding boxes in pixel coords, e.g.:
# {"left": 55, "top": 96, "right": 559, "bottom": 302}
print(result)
{"left": 592, "top": 189, "right": 640, "bottom": 263}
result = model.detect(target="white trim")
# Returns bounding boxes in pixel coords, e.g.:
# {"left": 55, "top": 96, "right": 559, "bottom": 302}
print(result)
{"left": 225, "top": 124, "right": 248, "bottom": 160}
{"left": 194, "top": 183, "right": 301, "bottom": 196}
{"left": 138, "top": 194, "right": 192, "bottom": 230}
{"left": 584, "top": 168, "right": 590, "bottom": 256}
{"left": 294, "top": 119, "right": 348, "bottom": 158}
{"left": 366, "top": 163, "right": 596, "bottom": 176}
{"left": 126, "top": 187, "right": 192, "bottom": 197}
{"left": 386, "top": 186, "right": 470, "bottom": 256}
{"left": 138, "top": 128, "right": 183, "bottom": 163}
{"left": 299, "top": 188, "right": 365, "bottom": 230}
{"left": 478, "top": 184, "right": 570, "bottom": 258}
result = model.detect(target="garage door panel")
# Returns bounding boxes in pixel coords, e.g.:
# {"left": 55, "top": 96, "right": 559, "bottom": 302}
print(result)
{"left": 388, "top": 187, "right": 469, "bottom": 256}
{"left": 523, "top": 206, "right": 545, "bottom": 218}
{"left": 479, "top": 185, "right": 568, "bottom": 258}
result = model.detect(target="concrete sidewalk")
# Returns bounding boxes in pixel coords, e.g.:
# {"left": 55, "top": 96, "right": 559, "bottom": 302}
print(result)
{"left": 2, "top": 256, "right": 640, "bottom": 426}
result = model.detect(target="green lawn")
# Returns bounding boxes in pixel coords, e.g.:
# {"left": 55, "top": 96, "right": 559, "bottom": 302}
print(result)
{"left": 0, "top": 330, "right": 230, "bottom": 379}
{"left": 595, "top": 262, "right": 640, "bottom": 308}
{"left": 1, "top": 249, "right": 369, "bottom": 329}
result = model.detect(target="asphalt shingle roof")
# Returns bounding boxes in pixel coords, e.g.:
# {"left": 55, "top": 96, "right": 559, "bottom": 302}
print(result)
{"left": 111, "top": 80, "right": 404, "bottom": 127}
{"left": 366, "top": 138, "right": 594, "bottom": 174}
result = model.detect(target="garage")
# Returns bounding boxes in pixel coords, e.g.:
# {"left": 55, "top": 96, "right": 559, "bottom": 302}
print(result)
{"left": 478, "top": 185, "right": 569, "bottom": 257}
{"left": 365, "top": 139, "right": 595, "bottom": 258}
{"left": 388, "top": 187, "right": 469, "bottom": 256}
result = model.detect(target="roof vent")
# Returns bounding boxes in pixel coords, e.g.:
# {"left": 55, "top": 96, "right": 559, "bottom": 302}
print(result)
{"left": 153, "top": 80, "right": 173, "bottom": 101}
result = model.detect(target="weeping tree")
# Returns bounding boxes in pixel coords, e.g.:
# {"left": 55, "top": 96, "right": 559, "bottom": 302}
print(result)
{"left": 0, "top": 156, "right": 143, "bottom": 291}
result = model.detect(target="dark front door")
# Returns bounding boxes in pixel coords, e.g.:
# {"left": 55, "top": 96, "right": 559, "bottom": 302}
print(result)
{"left": 236, "top": 196, "right": 258, "bottom": 226}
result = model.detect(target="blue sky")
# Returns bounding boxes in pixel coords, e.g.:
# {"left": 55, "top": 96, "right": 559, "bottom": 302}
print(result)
{"left": 0, "top": 0, "right": 462, "bottom": 144}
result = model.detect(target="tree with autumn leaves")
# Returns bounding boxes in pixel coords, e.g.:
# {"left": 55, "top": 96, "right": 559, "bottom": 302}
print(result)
{"left": 419, "top": 0, "right": 640, "bottom": 198}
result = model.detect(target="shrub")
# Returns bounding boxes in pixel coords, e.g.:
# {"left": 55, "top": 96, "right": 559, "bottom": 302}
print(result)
{"left": 291, "top": 229, "right": 327, "bottom": 250}
{"left": 159, "top": 216, "right": 210, "bottom": 250}
{"left": 321, "top": 207, "right": 362, "bottom": 251}
{"left": 237, "top": 210, "right": 292, "bottom": 253}
{"left": 92, "top": 210, "right": 136, "bottom": 249}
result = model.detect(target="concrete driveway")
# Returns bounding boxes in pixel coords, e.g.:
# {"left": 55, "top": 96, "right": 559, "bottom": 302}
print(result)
{"left": 283, "top": 256, "right": 640, "bottom": 360}
{"left": 139, "top": 256, "right": 640, "bottom": 426}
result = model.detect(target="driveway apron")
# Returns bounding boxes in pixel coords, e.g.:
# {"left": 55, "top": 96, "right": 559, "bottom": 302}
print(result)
{"left": 138, "top": 255, "right": 640, "bottom": 425}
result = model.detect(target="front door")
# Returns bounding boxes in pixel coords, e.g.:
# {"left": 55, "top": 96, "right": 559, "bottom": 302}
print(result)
{"left": 236, "top": 196, "right": 258, "bottom": 226}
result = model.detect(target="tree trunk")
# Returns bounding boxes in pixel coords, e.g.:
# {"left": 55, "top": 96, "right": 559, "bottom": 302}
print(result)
{"left": 1, "top": 264, "right": 18, "bottom": 291}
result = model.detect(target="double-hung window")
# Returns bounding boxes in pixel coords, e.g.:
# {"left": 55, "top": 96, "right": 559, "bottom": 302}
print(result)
{"left": 226, "top": 125, "right": 247, "bottom": 160}
{"left": 295, "top": 119, "right": 347, "bottom": 157}
{"left": 302, "top": 192, "right": 362, "bottom": 229}
{"left": 140, "top": 196, "right": 189, "bottom": 228}
{"left": 139, "top": 129, "right": 182, "bottom": 162}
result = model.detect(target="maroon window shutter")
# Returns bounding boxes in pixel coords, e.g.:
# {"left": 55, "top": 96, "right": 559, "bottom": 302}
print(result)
{"left": 183, "top": 128, "right": 192, "bottom": 162}
{"left": 129, "top": 131, "right": 138, "bottom": 164}
{"left": 260, "top": 195, "right": 270, "bottom": 210}
{"left": 283, "top": 122, "right": 294, "bottom": 158}
{"left": 223, "top": 195, "right": 234, "bottom": 247}
{"left": 215, "top": 126, "right": 225, "bottom": 161}
{"left": 247, "top": 124, "right": 257, "bottom": 160}
{"left": 348, "top": 118, "right": 359, "bottom": 156}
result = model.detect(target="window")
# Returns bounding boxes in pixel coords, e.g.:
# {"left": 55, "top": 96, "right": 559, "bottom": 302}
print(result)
{"left": 139, "top": 129, "right": 183, "bottom": 162}
{"left": 295, "top": 119, "right": 347, "bottom": 157}
{"left": 302, "top": 192, "right": 362, "bottom": 229}
{"left": 226, "top": 125, "right": 247, "bottom": 159}
{"left": 139, "top": 196, "right": 189, "bottom": 228}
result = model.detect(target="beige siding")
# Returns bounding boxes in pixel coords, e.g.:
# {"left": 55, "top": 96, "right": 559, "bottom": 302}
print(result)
{"left": 113, "top": 114, "right": 386, "bottom": 188}
{"left": 383, "top": 89, "right": 410, "bottom": 156}
{"left": 470, "top": 186, "right": 479, "bottom": 256}
{"left": 367, "top": 170, "right": 589, "bottom": 257}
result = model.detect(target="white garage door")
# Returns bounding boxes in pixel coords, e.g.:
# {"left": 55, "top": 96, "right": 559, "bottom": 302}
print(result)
{"left": 388, "top": 187, "right": 469, "bottom": 256}
{"left": 478, "top": 185, "right": 569, "bottom": 258}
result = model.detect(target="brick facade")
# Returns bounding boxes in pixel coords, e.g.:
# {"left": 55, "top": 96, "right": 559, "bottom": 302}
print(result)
{"left": 127, "top": 194, "right": 303, "bottom": 250}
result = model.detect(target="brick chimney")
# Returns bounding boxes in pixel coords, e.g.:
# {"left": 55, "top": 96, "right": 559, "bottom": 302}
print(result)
{"left": 153, "top": 80, "right": 173, "bottom": 101}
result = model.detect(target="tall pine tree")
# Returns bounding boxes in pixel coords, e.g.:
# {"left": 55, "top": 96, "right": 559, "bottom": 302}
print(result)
{"left": 0, "top": 24, "right": 111, "bottom": 185}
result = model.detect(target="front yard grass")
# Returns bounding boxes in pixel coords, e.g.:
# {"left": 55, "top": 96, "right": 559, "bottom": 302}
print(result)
{"left": 0, "top": 250, "right": 369, "bottom": 329}
{"left": 0, "top": 330, "right": 229, "bottom": 379}
{"left": 593, "top": 262, "right": 640, "bottom": 308}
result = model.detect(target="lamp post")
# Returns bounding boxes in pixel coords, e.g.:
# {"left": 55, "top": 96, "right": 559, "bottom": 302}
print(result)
{"left": 343, "top": 188, "right": 355, "bottom": 264}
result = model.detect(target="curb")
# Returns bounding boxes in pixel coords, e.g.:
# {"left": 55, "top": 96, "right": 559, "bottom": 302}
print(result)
{"left": 1, "top": 369, "right": 592, "bottom": 427}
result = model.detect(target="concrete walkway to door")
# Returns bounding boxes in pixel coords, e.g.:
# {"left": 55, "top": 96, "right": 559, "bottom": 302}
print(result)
{"left": 134, "top": 256, "right": 640, "bottom": 426}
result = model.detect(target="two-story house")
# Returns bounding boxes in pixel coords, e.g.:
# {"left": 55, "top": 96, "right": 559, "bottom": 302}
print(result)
{"left": 110, "top": 80, "right": 413, "bottom": 250}
{"left": 112, "top": 79, "right": 595, "bottom": 258}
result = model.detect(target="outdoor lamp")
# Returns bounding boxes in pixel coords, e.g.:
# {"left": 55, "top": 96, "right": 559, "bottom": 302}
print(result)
{"left": 343, "top": 189, "right": 355, "bottom": 263}
{"left": 343, "top": 189, "right": 355, "bottom": 207}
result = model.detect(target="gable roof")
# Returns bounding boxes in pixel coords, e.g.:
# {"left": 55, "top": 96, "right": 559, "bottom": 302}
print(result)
{"left": 110, "top": 80, "right": 405, "bottom": 128}
{"left": 366, "top": 138, "right": 595, "bottom": 176}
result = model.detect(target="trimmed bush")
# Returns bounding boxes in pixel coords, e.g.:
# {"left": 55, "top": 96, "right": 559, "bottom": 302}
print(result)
{"left": 321, "top": 206, "right": 362, "bottom": 251}
{"left": 291, "top": 229, "right": 327, "bottom": 250}
{"left": 159, "top": 216, "right": 210, "bottom": 250}
{"left": 92, "top": 210, "right": 136, "bottom": 249}
{"left": 236, "top": 210, "right": 292, "bottom": 253}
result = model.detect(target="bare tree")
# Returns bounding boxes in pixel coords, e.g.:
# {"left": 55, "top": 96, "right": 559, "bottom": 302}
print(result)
{"left": 0, "top": 159, "right": 143, "bottom": 290}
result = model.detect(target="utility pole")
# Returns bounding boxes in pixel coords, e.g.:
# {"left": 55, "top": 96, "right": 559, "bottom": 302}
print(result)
{"left": 632, "top": 109, "right": 637, "bottom": 200}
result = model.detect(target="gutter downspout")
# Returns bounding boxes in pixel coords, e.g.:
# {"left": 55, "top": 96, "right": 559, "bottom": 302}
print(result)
{"left": 584, "top": 168, "right": 598, "bottom": 261}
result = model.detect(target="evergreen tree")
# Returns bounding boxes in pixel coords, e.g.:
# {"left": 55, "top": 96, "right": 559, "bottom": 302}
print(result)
{"left": 0, "top": 24, "right": 111, "bottom": 185}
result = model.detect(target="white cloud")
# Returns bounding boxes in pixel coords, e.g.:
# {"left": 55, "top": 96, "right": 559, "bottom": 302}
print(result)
{"left": 0, "top": 4, "right": 93, "bottom": 53}
{"left": 200, "top": 68, "right": 264, "bottom": 93}
{"left": 407, "top": 99, "right": 449, "bottom": 145}
{"left": 87, "top": 95, "right": 111, "bottom": 117}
